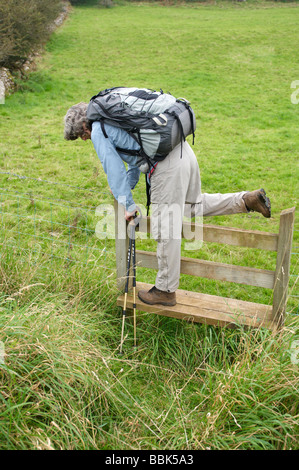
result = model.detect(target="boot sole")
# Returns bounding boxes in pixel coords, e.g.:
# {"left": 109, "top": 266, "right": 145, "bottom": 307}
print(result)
{"left": 259, "top": 188, "right": 271, "bottom": 218}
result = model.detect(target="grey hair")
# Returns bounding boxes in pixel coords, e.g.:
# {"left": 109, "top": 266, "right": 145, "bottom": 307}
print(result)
{"left": 64, "top": 102, "right": 91, "bottom": 140}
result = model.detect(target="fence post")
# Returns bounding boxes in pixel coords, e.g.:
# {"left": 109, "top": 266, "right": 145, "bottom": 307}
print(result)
{"left": 272, "top": 207, "right": 295, "bottom": 327}
{"left": 114, "top": 198, "right": 129, "bottom": 292}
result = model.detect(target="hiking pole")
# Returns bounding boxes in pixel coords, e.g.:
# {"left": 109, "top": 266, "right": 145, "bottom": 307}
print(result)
{"left": 130, "top": 221, "right": 137, "bottom": 348}
{"left": 120, "top": 230, "right": 132, "bottom": 354}
{"left": 119, "top": 210, "right": 140, "bottom": 353}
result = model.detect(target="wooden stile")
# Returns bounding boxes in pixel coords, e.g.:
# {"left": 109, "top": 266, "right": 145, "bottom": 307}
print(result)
{"left": 116, "top": 203, "right": 295, "bottom": 331}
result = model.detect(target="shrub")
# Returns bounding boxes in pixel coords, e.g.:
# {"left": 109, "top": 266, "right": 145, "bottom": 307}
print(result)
{"left": 0, "top": 0, "right": 62, "bottom": 70}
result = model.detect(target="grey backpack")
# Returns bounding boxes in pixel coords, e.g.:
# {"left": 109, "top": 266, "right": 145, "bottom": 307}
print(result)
{"left": 87, "top": 87, "right": 196, "bottom": 172}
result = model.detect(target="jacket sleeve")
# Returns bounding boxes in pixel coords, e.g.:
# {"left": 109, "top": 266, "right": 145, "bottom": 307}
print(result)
{"left": 91, "top": 122, "right": 139, "bottom": 211}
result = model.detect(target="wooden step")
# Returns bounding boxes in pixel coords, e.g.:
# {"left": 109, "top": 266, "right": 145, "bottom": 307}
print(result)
{"left": 117, "top": 282, "right": 274, "bottom": 330}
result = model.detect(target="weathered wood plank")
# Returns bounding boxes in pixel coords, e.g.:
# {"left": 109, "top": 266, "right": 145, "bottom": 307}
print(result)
{"left": 272, "top": 207, "right": 295, "bottom": 326}
{"left": 172, "top": 285, "right": 273, "bottom": 320}
{"left": 136, "top": 250, "right": 275, "bottom": 289}
{"left": 136, "top": 216, "right": 278, "bottom": 251}
{"left": 117, "top": 282, "right": 273, "bottom": 329}
{"left": 201, "top": 224, "right": 278, "bottom": 251}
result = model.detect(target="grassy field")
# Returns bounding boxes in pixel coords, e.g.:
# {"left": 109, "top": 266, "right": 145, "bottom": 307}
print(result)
{"left": 0, "top": 0, "right": 298, "bottom": 450}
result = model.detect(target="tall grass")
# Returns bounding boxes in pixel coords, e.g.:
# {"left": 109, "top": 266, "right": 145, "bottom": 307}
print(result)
{"left": 0, "top": 0, "right": 298, "bottom": 450}
{"left": 0, "top": 256, "right": 298, "bottom": 449}
{"left": 0, "top": 240, "right": 298, "bottom": 449}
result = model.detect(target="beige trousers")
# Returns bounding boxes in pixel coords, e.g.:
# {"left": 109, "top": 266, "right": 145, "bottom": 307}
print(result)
{"left": 150, "top": 141, "right": 248, "bottom": 292}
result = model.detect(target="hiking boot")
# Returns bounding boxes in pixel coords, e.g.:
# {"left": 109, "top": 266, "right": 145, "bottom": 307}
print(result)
{"left": 243, "top": 189, "right": 271, "bottom": 218}
{"left": 138, "top": 286, "right": 176, "bottom": 306}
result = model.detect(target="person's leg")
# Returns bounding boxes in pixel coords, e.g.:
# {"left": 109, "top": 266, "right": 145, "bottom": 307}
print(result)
{"left": 185, "top": 189, "right": 271, "bottom": 218}
{"left": 202, "top": 191, "right": 247, "bottom": 215}
{"left": 151, "top": 202, "right": 182, "bottom": 293}
{"left": 199, "top": 191, "right": 247, "bottom": 216}
{"left": 138, "top": 143, "right": 193, "bottom": 304}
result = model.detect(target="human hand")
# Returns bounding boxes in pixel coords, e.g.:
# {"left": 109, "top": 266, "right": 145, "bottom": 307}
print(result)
{"left": 125, "top": 209, "right": 137, "bottom": 222}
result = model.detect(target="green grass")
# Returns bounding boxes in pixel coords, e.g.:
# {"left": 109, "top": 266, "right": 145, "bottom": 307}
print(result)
{"left": 0, "top": 0, "right": 298, "bottom": 450}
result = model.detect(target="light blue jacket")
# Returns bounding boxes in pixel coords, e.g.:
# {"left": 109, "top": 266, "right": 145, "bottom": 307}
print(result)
{"left": 91, "top": 121, "right": 141, "bottom": 211}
